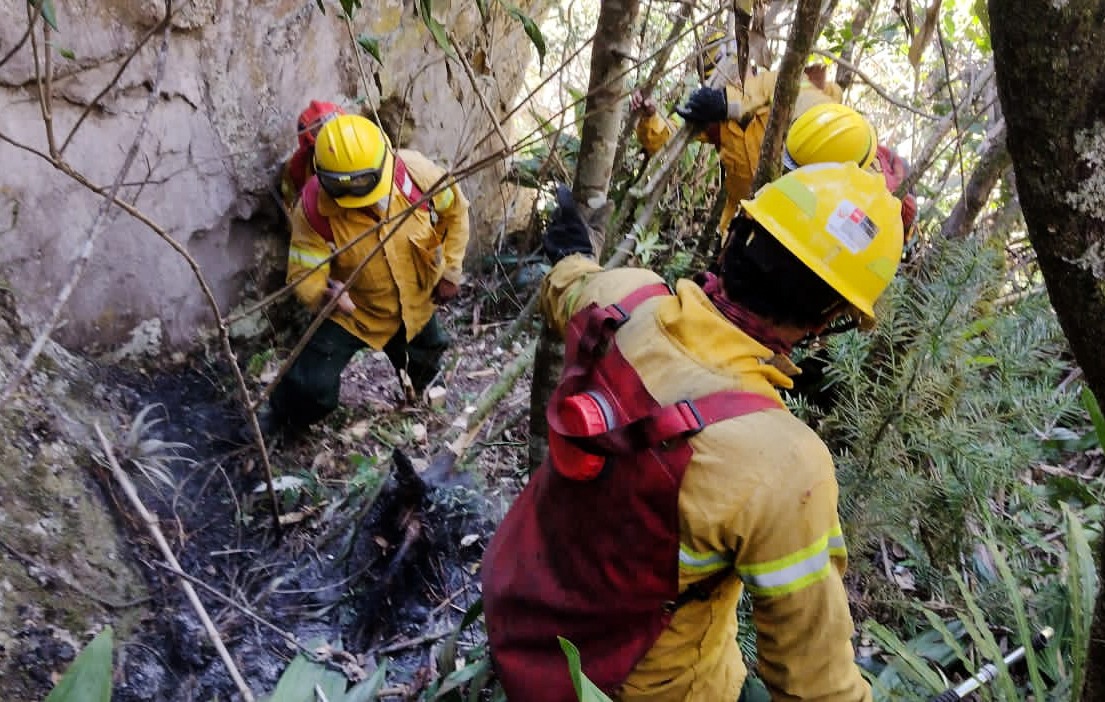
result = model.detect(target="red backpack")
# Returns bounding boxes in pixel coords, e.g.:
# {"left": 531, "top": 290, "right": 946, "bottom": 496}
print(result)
{"left": 482, "top": 283, "right": 777, "bottom": 701}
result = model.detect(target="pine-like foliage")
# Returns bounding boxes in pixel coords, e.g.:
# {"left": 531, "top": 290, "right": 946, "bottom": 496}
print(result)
{"left": 794, "top": 236, "right": 1082, "bottom": 598}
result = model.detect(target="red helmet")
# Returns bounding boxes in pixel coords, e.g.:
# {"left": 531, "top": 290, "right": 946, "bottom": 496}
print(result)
{"left": 296, "top": 100, "right": 344, "bottom": 150}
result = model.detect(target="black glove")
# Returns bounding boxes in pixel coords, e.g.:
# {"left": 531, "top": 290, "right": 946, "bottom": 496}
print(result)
{"left": 675, "top": 87, "right": 727, "bottom": 125}
{"left": 542, "top": 184, "right": 594, "bottom": 263}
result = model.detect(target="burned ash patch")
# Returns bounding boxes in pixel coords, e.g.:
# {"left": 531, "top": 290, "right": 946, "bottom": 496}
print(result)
{"left": 93, "top": 352, "right": 506, "bottom": 701}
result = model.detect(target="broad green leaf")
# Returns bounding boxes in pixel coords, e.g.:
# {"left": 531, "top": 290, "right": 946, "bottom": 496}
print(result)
{"left": 356, "top": 35, "right": 383, "bottom": 64}
{"left": 557, "top": 637, "right": 614, "bottom": 702}
{"left": 1080, "top": 386, "right": 1105, "bottom": 448}
{"left": 502, "top": 3, "right": 546, "bottom": 69}
{"left": 418, "top": 0, "right": 454, "bottom": 57}
{"left": 433, "top": 658, "right": 490, "bottom": 698}
{"left": 436, "top": 598, "right": 484, "bottom": 680}
{"left": 989, "top": 541, "right": 1047, "bottom": 699}
{"left": 266, "top": 647, "right": 347, "bottom": 702}
{"left": 917, "top": 611, "right": 973, "bottom": 672}
{"left": 864, "top": 619, "right": 945, "bottom": 692}
{"left": 1063, "top": 502, "right": 1099, "bottom": 695}
{"left": 57, "top": 46, "right": 75, "bottom": 60}
{"left": 45, "top": 626, "right": 113, "bottom": 702}
{"left": 345, "top": 659, "right": 388, "bottom": 702}
{"left": 29, "top": 0, "right": 58, "bottom": 30}
{"left": 338, "top": 0, "right": 362, "bottom": 19}
{"left": 952, "top": 573, "right": 1020, "bottom": 700}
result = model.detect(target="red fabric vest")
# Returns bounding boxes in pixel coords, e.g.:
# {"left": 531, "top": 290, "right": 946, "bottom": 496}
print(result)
{"left": 287, "top": 145, "right": 312, "bottom": 195}
{"left": 482, "top": 284, "right": 776, "bottom": 701}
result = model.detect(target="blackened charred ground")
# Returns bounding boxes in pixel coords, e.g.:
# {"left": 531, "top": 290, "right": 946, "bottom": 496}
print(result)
{"left": 84, "top": 291, "right": 530, "bottom": 700}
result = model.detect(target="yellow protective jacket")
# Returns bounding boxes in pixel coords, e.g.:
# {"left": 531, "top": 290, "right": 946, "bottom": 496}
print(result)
{"left": 636, "top": 72, "right": 842, "bottom": 236}
{"left": 285, "top": 149, "right": 470, "bottom": 349}
{"left": 541, "top": 255, "right": 870, "bottom": 702}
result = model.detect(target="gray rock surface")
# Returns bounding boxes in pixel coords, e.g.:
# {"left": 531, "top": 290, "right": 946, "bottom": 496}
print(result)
{"left": 0, "top": 0, "right": 544, "bottom": 352}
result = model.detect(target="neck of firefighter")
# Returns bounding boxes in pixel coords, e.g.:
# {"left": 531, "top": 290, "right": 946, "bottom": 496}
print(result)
{"left": 698, "top": 271, "right": 814, "bottom": 356}
{"left": 720, "top": 290, "right": 815, "bottom": 352}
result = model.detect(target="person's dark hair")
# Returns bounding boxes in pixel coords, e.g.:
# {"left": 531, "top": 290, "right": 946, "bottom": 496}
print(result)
{"left": 719, "top": 215, "right": 848, "bottom": 328}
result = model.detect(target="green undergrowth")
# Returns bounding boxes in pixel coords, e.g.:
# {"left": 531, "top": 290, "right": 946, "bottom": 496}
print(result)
{"left": 791, "top": 236, "right": 1102, "bottom": 697}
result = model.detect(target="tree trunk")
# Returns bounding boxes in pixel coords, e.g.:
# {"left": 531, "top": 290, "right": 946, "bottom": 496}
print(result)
{"left": 939, "top": 124, "right": 1010, "bottom": 240}
{"left": 573, "top": 0, "right": 642, "bottom": 250}
{"left": 528, "top": 0, "right": 641, "bottom": 474}
{"left": 750, "top": 0, "right": 824, "bottom": 191}
{"left": 608, "top": 0, "right": 693, "bottom": 211}
{"left": 835, "top": 1, "right": 873, "bottom": 92}
{"left": 989, "top": 2, "right": 1105, "bottom": 699}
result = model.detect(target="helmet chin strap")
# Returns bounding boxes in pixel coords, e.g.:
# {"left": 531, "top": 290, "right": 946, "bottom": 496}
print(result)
{"left": 796, "top": 315, "right": 860, "bottom": 349}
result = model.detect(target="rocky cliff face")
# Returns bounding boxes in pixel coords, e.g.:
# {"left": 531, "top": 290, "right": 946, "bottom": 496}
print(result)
{"left": 0, "top": 0, "right": 542, "bottom": 353}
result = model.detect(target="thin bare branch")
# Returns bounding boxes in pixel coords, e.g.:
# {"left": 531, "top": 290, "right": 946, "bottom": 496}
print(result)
{"left": 449, "top": 32, "right": 511, "bottom": 152}
{"left": 935, "top": 25, "right": 966, "bottom": 206}
{"left": 95, "top": 424, "right": 256, "bottom": 702}
{"left": 60, "top": 15, "right": 170, "bottom": 154}
{"left": 26, "top": 3, "right": 57, "bottom": 157}
{"left": 149, "top": 560, "right": 312, "bottom": 656}
{"left": 812, "top": 48, "right": 939, "bottom": 120}
{"left": 900, "top": 64, "right": 994, "bottom": 194}
{"left": 0, "top": 0, "right": 44, "bottom": 70}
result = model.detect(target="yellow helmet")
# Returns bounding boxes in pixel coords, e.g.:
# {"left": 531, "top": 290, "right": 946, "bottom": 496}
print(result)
{"left": 783, "top": 103, "right": 878, "bottom": 171}
{"left": 741, "top": 162, "right": 903, "bottom": 321}
{"left": 700, "top": 30, "right": 732, "bottom": 81}
{"left": 313, "top": 114, "right": 395, "bottom": 208}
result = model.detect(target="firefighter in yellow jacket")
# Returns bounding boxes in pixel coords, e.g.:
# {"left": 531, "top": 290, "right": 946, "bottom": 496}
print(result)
{"left": 267, "top": 114, "right": 470, "bottom": 431}
{"left": 632, "top": 32, "right": 848, "bottom": 236}
{"left": 482, "top": 163, "right": 903, "bottom": 701}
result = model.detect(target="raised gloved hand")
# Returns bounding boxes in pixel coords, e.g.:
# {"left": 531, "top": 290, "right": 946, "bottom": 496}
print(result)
{"left": 433, "top": 278, "right": 460, "bottom": 304}
{"left": 675, "top": 87, "right": 727, "bottom": 125}
{"left": 629, "top": 89, "right": 657, "bottom": 117}
{"left": 542, "top": 184, "right": 594, "bottom": 264}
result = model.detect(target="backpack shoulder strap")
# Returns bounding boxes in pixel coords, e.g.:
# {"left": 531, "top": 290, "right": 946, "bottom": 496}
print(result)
{"left": 571, "top": 391, "right": 780, "bottom": 455}
{"left": 301, "top": 176, "right": 334, "bottom": 243}
{"left": 574, "top": 282, "right": 674, "bottom": 361}
{"left": 647, "top": 391, "right": 779, "bottom": 444}
{"left": 392, "top": 155, "right": 433, "bottom": 214}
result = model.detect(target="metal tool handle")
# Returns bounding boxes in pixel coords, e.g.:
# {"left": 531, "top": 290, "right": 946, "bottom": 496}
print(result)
{"left": 927, "top": 627, "right": 1054, "bottom": 702}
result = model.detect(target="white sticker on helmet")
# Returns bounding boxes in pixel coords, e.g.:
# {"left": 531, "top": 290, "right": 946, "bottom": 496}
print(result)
{"left": 826, "top": 199, "right": 878, "bottom": 253}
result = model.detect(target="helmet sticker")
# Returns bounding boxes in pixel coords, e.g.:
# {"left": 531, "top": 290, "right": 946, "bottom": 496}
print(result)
{"left": 826, "top": 199, "right": 879, "bottom": 253}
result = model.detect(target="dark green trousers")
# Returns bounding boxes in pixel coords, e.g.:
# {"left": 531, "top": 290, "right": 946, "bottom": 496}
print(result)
{"left": 271, "top": 315, "right": 449, "bottom": 428}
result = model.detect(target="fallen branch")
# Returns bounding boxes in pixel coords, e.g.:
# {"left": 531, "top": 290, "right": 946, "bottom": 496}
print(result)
{"left": 608, "top": 51, "right": 739, "bottom": 262}
{"left": 149, "top": 560, "right": 311, "bottom": 657}
{"left": 608, "top": 0, "right": 695, "bottom": 208}
{"left": 466, "top": 339, "right": 537, "bottom": 432}
{"left": 495, "top": 292, "right": 540, "bottom": 350}
{"left": 372, "top": 629, "right": 450, "bottom": 655}
{"left": 95, "top": 423, "right": 256, "bottom": 702}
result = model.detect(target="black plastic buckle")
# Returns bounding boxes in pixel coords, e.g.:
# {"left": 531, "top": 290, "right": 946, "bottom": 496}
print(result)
{"left": 675, "top": 400, "right": 705, "bottom": 436}
{"left": 607, "top": 303, "right": 631, "bottom": 329}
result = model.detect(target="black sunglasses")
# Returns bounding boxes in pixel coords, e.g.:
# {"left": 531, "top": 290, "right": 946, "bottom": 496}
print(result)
{"left": 316, "top": 166, "right": 383, "bottom": 199}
